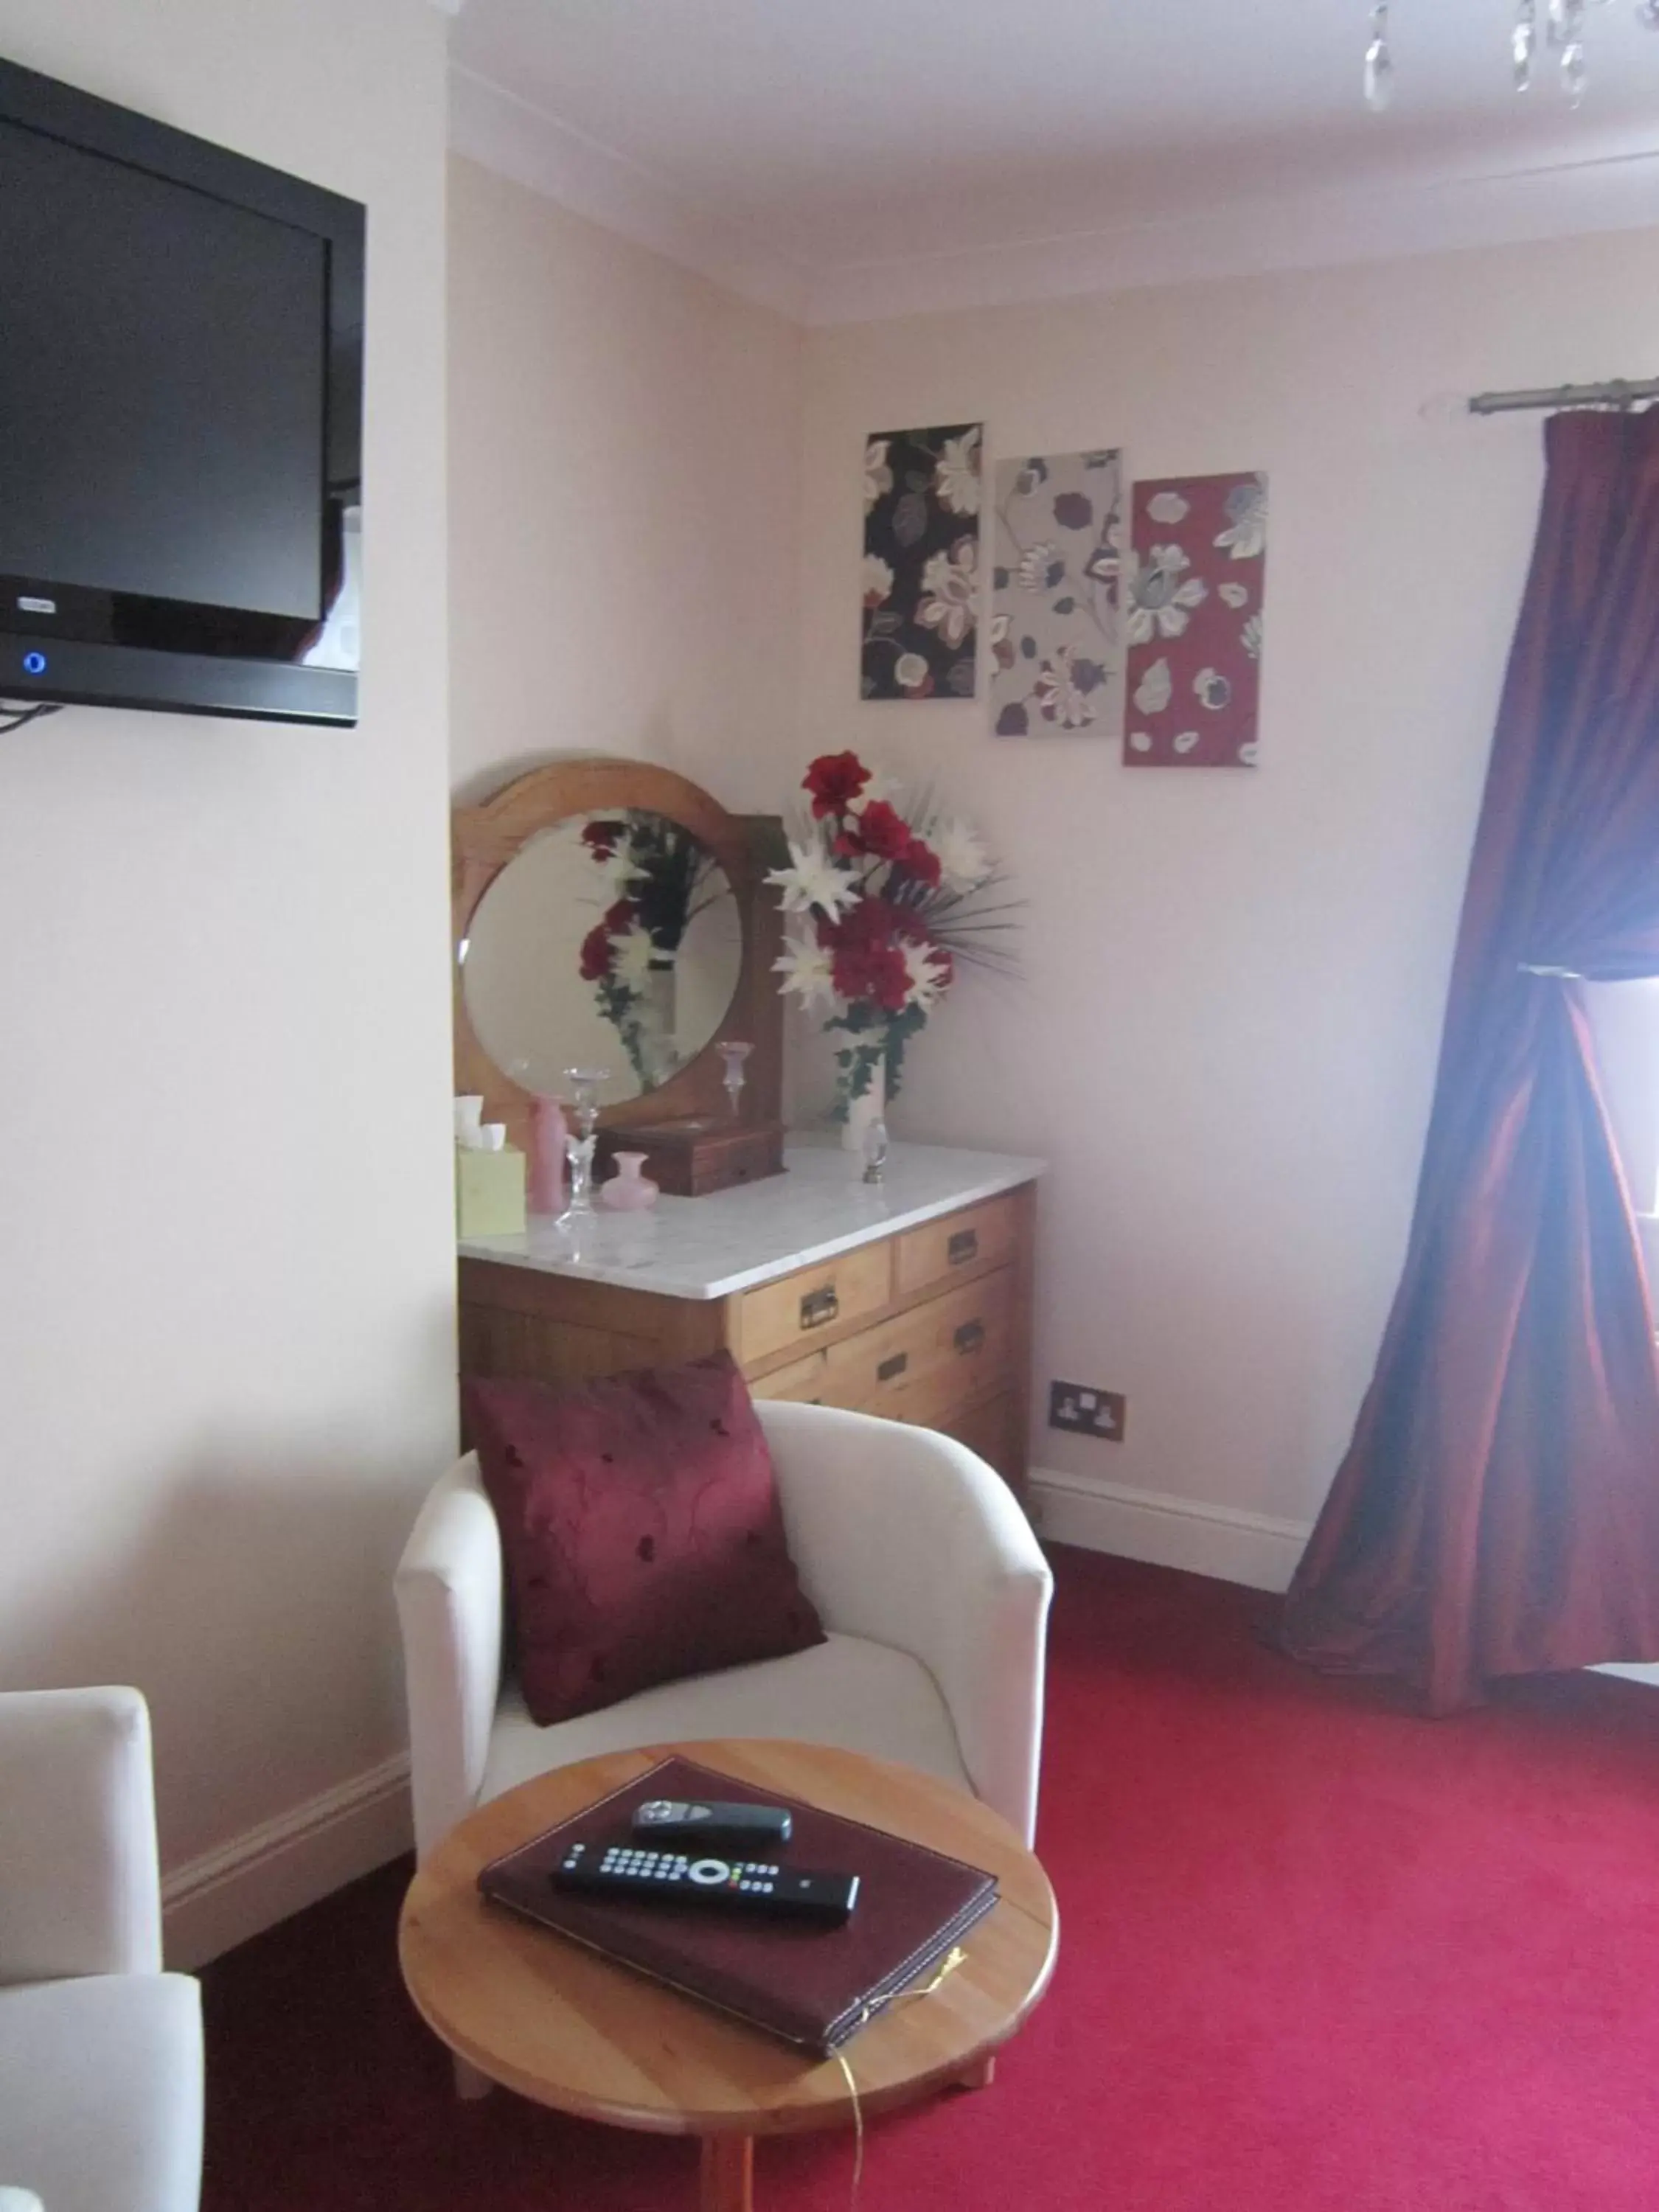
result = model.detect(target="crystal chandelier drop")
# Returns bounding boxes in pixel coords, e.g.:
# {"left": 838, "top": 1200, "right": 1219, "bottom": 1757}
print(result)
{"left": 1365, "top": 0, "right": 1658, "bottom": 112}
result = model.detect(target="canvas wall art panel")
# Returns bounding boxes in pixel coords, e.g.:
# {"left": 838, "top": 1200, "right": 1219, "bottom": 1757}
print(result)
{"left": 861, "top": 422, "right": 982, "bottom": 700}
{"left": 1123, "top": 471, "right": 1266, "bottom": 768}
{"left": 989, "top": 449, "right": 1125, "bottom": 738}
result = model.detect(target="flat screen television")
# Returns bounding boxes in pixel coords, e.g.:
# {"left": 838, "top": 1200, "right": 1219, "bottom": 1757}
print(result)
{"left": 0, "top": 58, "right": 364, "bottom": 726}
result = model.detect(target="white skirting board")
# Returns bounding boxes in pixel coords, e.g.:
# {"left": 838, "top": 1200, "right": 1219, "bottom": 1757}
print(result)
{"left": 1027, "top": 1467, "right": 1312, "bottom": 1593}
{"left": 162, "top": 1751, "right": 413, "bottom": 1970}
{"left": 1029, "top": 1472, "right": 1659, "bottom": 1689}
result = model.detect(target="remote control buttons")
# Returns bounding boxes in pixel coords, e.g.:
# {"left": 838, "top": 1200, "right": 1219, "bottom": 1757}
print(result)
{"left": 687, "top": 1859, "right": 732, "bottom": 1886}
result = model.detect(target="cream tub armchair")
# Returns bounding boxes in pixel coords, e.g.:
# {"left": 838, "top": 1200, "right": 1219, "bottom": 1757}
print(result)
{"left": 0, "top": 1688, "right": 204, "bottom": 2212}
{"left": 396, "top": 1400, "right": 1054, "bottom": 1863}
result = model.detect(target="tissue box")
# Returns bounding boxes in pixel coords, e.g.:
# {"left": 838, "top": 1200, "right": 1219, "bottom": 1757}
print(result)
{"left": 456, "top": 1145, "right": 527, "bottom": 1238}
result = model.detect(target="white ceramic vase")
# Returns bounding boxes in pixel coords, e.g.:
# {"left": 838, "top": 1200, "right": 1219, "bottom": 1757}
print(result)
{"left": 842, "top": 1058, "right": 886, "bottom": 1153}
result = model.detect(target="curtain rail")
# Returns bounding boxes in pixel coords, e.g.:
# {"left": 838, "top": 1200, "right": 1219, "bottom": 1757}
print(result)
{"left": 1469, "top": 377, "right": 1659, "bottom": 417}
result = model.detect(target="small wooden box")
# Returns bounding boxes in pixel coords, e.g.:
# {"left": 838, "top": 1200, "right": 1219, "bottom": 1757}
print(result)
{"left": 597, "top": 1117, "right": 785, "bottom": 1199}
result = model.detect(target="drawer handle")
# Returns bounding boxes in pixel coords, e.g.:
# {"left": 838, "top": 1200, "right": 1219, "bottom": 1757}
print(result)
{"left": 877, "top": 1352, "right": 909, "bottom": 1384}
{"left": 948, "top": 1229, "right": 979, "bottom": 1267}
{"left": 799, "top": 1285, "right": 840, "bottom": 1331}
{"left": 954, "top": 1318, "right": 987, "bottom": 1357}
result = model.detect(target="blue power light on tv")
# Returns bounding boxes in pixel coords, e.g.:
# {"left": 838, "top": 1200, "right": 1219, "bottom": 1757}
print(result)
{"left": 22, "top": 652, "right": 47, "bottom": 677}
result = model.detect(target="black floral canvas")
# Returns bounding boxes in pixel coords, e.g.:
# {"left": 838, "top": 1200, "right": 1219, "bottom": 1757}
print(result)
{"left": 860, "top": 422, "right": 982, "bottom": 700}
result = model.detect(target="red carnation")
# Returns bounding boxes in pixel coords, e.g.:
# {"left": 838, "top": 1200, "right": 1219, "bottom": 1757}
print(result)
{"left": 582, "top": 819, "right": 623, "bottom": 860}
{"left": 825, "top": 896, "right": 900, "bottom": 948}
{"left": 804, "top": 751, "right": 870, "bottom": 820}
{"left": 847, "top": 798, "right": 911, "bottom": 862}
{"left": 602, "top": 897, "right": 636, "bottom": 933}
{"left": 578, "top": 922, "right": 613, "bottom": 982}
{"left": 831, "top": 936, "right": 911, "bottom": 1014}
{"left": 899, "top": 835, "right": 941, "bottom": 888}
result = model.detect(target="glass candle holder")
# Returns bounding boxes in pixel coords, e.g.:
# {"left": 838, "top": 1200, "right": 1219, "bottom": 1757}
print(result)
{"left": 716, "top": 1040, "right": 754, "bottom": 1119}
{"left": 861, "top": 1113, "right": 889, "bottom": 1186}
{"left": 557, "top": 1066, "right": 609, "bottom": 1222}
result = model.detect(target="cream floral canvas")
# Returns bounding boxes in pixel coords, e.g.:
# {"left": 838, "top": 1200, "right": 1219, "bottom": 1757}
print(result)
{"left": 990, "top": 449, "right": 1125, "bottom": 739}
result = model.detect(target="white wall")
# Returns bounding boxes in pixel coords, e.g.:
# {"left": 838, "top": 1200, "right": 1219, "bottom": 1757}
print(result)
{"left": 796, "top": 230, "right": 1659, "bottom": 1560}
{"left": 448, "top": 155, "right": 803, "bottom": 810}
{"left": 0, "top": 0, "right": 454, "bottom": 1954}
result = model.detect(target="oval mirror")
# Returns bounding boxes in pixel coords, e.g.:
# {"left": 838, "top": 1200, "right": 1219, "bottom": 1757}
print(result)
{"left": 459, "top": 808, "right": 743, "bottom": 1108}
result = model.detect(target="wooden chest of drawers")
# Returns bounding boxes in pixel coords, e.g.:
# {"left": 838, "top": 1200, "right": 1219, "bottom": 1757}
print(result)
{"left": 457, "top": 1165, "right": 1037, "bottom": 1490}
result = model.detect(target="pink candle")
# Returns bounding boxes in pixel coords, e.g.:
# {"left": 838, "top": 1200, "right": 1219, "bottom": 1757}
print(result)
{"left": 527, "top": 1095, "right": 568, "bottom": 1215}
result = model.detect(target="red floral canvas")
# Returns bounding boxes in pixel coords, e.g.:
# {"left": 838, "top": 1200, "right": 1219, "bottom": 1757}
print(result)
{"left": 1123, "top": 472, "right": 1265, "bottom": 769}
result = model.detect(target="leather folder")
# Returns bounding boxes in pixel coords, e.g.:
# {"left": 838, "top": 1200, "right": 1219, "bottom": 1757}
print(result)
{"left": 477, "top": 1755, "right": 999, "bottom": 2055}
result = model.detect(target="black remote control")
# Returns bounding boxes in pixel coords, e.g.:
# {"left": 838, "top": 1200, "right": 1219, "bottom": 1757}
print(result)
{"left": 632, "top": 1798, "right": 793, "bottom": 1847}
{"left": 552, "top": 1841, "right": 858, "bottom": 1925}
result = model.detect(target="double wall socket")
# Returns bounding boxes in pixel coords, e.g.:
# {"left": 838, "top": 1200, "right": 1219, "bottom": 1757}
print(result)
{"left": 1048, "top": 1381, "right": 1126, "bottom": 1441}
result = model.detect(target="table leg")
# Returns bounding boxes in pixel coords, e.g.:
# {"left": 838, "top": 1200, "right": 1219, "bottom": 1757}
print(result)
{"left": 699, "top": 2134, "right": 754, "bottom": 2212}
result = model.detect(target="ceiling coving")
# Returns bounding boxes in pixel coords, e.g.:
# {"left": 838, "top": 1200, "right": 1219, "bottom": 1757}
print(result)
{"left": 445, "top": 2, "right": 1659, "bottom": 322}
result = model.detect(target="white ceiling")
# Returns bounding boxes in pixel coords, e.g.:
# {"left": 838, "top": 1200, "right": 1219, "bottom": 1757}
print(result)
{"left": 447, "top": 1, "right": 1659, "bottom": 321}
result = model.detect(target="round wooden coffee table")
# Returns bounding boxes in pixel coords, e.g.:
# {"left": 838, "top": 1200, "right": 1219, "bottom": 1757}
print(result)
{"left": 399, "top": 1739, "right": 1058, "bottom": 2212}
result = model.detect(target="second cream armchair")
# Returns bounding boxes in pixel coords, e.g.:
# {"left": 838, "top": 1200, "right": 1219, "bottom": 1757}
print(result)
{"left": 0, "top": 1686, "right": 203, "bottom": 2212}
{"left": 396, "top": 1400, "right": 1054, "bottom": 1865}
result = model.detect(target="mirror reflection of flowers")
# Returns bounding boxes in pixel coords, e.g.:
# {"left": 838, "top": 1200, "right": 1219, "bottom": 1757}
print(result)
{"left": 769, "top": 751, "right": 1015, "bottom": 1119}
{"left": 577, "top": 813, "right": 726, "bottom": 1087}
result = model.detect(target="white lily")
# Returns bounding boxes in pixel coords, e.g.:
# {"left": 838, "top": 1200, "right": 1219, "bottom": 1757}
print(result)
{"left": 928, "top": 817, "right": 992, "bottom": 895}
{"left": 609, "top": 925, "right": 658, "bottom": 989}
{"left": 846, "top": 766, "right": 902, "bottom": 815}
{"left": 593, "top": 846, "right": 646, "bottom": 893}
{"left": 765, "top": 835, "right": 860, "bottom": 922}
{"left": 902, "top": 939, "right": 953, "bottom": 1013}
{"left": 773, "top": 932, "right": 839, "bottom": 1012}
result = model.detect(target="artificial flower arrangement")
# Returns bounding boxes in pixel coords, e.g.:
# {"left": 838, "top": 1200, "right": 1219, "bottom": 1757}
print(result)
{"left": 768, "top": 751, "right": 1012, "bottom": 1119}
{"left": 577, "top": 813, "right": 726, "bottom": 1087}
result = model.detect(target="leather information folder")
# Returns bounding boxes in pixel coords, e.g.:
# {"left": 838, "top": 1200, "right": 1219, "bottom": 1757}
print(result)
{"left": 477, "top": 1756, "right": 999, "bottom": 2055}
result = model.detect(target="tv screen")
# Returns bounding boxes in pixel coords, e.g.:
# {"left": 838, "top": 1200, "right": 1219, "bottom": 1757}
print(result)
{"left": 0, "top": 59, "right": 364, "bottom": 726}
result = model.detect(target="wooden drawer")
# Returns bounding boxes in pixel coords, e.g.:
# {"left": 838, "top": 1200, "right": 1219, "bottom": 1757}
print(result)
{"left": 941, "top": 1390, "right": 1020, "bottom": 1478}
{"left": 745, "top": 1345, "right": 831, "bottom": 1404}
{"left": 752, "top": 1270, "right": 1013, "bottom": 1427}
{"left": 894, "top": 1193, "right": 1018, "bottom": 1301}
{"left": 841, "top": 1272, "right": 1013, "bottom": 1425}
{"left": 737, "top": 1239, "right": 892, "bottom": 1368}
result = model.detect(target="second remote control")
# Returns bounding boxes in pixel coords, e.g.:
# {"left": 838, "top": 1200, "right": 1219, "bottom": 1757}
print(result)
{"left": 553, "top": 1842, "right": 858, "bottom": 1924}
{"left": 633, "top": 1798, "right": 793, "bottom": 1846}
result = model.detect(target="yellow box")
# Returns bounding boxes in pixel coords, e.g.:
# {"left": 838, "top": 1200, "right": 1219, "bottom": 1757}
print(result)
{"left": 456, "top": 1145, "right": 527, "bottom": 1238}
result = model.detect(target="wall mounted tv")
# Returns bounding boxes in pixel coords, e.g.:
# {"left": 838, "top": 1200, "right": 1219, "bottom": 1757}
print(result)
{"left": 0, "top": 59, "right": 364, "bottom": 726}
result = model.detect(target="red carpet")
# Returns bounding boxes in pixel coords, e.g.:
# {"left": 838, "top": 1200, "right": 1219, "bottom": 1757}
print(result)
{"left": 202, "top": 1548, "right": 1659, "bottom": 2210}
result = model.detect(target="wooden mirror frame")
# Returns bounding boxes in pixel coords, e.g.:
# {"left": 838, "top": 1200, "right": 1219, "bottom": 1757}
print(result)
{"left": 452, "top": 759, "right": 785, "bottom": 1158}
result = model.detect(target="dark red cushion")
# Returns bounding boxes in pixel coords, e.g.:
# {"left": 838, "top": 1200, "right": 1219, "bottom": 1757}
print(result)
{"left": 463, "top": 1353, "right": 827, "bottom": 1725}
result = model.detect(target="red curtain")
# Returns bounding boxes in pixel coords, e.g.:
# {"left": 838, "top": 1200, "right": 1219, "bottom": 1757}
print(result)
{"left": 1280, "top": 410, "right": 1659, "bottom": 1711}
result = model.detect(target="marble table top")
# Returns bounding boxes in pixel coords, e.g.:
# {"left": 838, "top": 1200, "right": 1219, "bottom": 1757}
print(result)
{"left": 456, "top": 1139, "right": 1046, "bottom": 1301}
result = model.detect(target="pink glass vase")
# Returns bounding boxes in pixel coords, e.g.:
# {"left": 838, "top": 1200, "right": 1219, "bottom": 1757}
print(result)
{"left": 597, "top": 1152, "right": 659, "bottom": 1212}
{"left": 527, "top": 1094, "right": 568, "bottom": 1216}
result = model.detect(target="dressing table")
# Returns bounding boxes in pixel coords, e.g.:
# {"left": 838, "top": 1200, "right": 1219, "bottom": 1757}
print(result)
{"left": 453, "top": 760, "right": 1040, "bottom": 1489}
